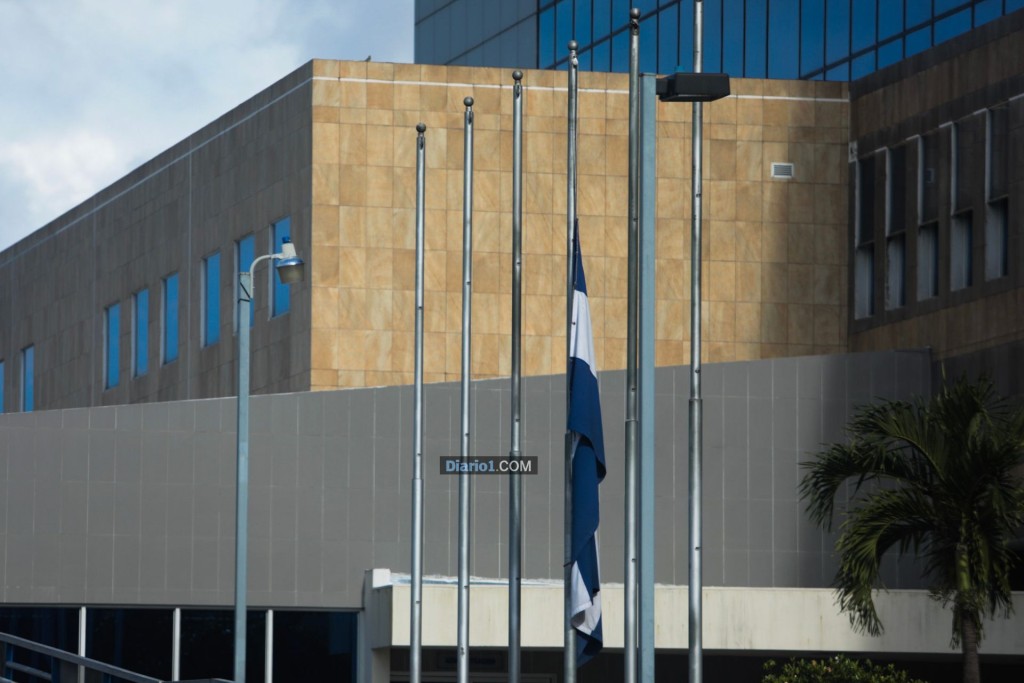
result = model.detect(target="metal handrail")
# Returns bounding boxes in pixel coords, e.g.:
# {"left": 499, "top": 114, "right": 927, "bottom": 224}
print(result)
{"left": 0, "top": 631, "right": 161, "bottom": 683}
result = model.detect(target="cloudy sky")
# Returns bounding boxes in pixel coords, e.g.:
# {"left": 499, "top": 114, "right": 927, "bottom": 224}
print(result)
{"left": 0, "top": 0, "right": 415, "bottom": 251}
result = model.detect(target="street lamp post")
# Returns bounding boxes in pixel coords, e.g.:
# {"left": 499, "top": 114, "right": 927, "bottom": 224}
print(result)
{"left": 648, "top": 69, "right": 729, "bottom": 683}
{"left": 234, "top": 237, "right": 304, "bottom": 683}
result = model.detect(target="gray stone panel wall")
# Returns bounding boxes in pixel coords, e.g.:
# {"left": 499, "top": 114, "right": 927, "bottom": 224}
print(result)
{"left": 0, "top": 351, "right": 930, "bottom": 609}
{"left": 0, "top": 64, "right": 315, "bottom": 413}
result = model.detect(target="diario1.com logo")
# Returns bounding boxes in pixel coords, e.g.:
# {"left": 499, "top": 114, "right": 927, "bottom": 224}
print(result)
{"left": 439, "top": 456, "right": 539, "bottom": 474}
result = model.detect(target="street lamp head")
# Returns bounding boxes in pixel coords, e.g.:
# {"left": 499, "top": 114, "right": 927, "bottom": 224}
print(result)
{"left": 275, "top": 237, "right": 305, "bottom": 284}
{"left": 656, "top": 72, "right": 731, "bottom": 103}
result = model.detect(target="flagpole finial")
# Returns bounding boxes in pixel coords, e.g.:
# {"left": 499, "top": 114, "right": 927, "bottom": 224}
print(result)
{"left": 568, "top": 40, "right": 578, "bottom": 52}
{"left": 416, "top": 122, "right": 426, "bottom": 134}
{"left": 513, "top": 70, "right": 523, "bottom": 82}
{"left": 630, "top": 7, "right": 641, "bottom": 20}
{"left": 464, "top": 96, "right": 474, "bottom": 108}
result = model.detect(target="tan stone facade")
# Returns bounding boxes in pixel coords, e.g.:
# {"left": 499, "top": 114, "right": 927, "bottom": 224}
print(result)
{"left": 0, "top": 59, "right": 850, "bottom": 410}
{"left": 307, "top": 60, "right": 850, "bottom": 391}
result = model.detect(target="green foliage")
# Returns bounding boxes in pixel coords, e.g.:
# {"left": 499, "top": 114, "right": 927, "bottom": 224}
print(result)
{"left": 799, "top": 376, "right": 1024, "bottom": 646}
{"left": 761, "top": 655, "right": 927, "bottom": 683}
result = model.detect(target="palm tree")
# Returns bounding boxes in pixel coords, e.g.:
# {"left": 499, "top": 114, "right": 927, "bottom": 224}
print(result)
{"left": 800, "top": 376, "right": 1024, "bottom": 683}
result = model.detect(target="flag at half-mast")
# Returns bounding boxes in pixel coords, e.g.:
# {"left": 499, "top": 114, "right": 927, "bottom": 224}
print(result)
{"left": 568, "top": 228, "right": 606, "bottom": 664}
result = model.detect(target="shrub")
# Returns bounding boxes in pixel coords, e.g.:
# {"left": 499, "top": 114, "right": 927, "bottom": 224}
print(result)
{"left": 762, "top": 654, "right": 927, "bottom": 683}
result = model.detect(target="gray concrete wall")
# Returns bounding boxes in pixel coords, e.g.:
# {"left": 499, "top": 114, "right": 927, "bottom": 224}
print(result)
{"left": 0, "top": 350, "right": 930, "bottom": 610}
{"left": 0, "top": 63, "right": 315, "bottom": 413}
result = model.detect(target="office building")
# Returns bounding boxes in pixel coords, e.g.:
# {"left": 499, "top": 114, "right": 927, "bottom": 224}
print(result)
{"left": 0, "top": 7, "right": 1022, "bottom": 683}
{"left": 416, "top": 0, "right": 1024, "bottom": 79}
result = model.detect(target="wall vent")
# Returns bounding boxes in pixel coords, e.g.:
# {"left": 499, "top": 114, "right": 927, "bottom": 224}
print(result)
{"left": 771, "top": 162, "right": 794, "bottom": 179}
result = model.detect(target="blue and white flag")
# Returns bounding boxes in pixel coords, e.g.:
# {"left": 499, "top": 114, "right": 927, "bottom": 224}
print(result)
{"left": 568, "top": 229, "right": 606, "bottom": 665}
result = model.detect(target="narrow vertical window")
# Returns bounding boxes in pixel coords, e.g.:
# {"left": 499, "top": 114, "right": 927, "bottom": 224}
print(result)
{"left": 163, "top": 273, "right": 180, "bottom": 364}
{"left": 271, "top": 218, "right": 291, "bottom": 318}
{"left": 854, "top": 157, "right": 876, "bottom": 319}
{"left": 105, "top": 303, "right": 120, "bottom": 389}
{"left": 236, "top": 234, "right": 255, "bottom": 332}
{"left": 133, "top": 289, "right": 149, "bottom": 377}
{"left": 985, "top": 106, "right": 1009, "bottom": 280}
{"left": 21, "top": 345, "right": 34, "bottom": 412}
{"left": 0, "top": 359, "right": 5, "bottom": 414}
{"left": 203, "top": 251, "right": 221, "bottom": 346}
{"left": 917, "top": 134, "right": 940, "bottom": 300}
{"left": 885, "top": 146, "right": 907, "bottom": 309}
{"left": 950, "top": 120, "right": 974, "bottom": 291}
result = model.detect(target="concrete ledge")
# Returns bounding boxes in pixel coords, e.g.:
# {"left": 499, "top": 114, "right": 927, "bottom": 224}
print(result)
{"left": 366, "top": 573, "right": 1024, "bottom": 656}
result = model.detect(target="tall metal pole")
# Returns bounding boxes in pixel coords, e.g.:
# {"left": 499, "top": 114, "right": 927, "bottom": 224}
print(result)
{"left": 637, "top": 74, "right": 657, "bottom": 683}
{"left": 457, "top": 96, "right": 475, "bottom": 683}
{"left": 410, "top": 122, "right": 427, "bottom": 683}
{"left": 234, "top": 271, "right": 253, "bottom": 683}
{"left": 689, "top": 2, "right": 706, "bottom": 683}
{"left": 624, "top": 8, "right": 641, "bottom": 683}
{"left": 563, "top": 40, "right": 579, "bottom": 683}
{"left": 509, "top": 70, "right": 524, "bottom": 683}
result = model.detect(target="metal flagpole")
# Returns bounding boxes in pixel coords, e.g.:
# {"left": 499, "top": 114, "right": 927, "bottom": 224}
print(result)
{"left": 689, "top": 2, "right": 706, "bottom": 683}
{"left": 637, "top": 74, "right": 657, "bottom": 683}
{"left": 624, "top": 8, "right": 641, "bottom": 683}
{"left": 457, "top": 96, "right": 475, "bottom": 683}
{"left": 563, "top": 40, "right": 579, "bottom": 683}
{"left": 410, "top": 121, "right": 427, "bottom": 683}
{"left": 509, "top": 70, "right": 524, "bottom": 683}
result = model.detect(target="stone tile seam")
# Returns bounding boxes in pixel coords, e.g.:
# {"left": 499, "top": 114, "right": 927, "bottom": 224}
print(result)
{"left": 317, "top": 76, "right": 848, "bottom": 103}
{"left": 0, "top": 77, "right": 316, "bottom": 268}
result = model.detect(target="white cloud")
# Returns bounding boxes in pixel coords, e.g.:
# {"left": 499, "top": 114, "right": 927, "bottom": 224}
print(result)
{"left": 0, "top": 0, "right": 414, "bottom": 250}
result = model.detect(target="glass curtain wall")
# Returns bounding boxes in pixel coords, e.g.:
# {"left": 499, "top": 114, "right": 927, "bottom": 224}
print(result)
{"left": 539, "top": 0, "right": 1022, "bottom": 79}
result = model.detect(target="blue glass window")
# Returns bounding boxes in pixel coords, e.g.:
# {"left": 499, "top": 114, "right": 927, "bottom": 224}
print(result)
{"left": 702, "top": 0, "right": 723, "bottom": 72}
{"left": 540, "top": 8, "right": 555, "bottom": 67}
{"left": 639, "top": 15, "right": 657, "bottom": 72}
{"left": 800, "top": 0, "right": 825, "bottom": 76}
{"left": 825, "top": 0, "right": 851, "bottom": 65}
{"left": 593, "top": 0, "right": 610, "bottom": 38}
{"left": 879, "top": 1, "right": 905, "bottom": 40}
{"left": 271, "top": 218, "right": 292, "bottom": 317}
{"left": 905, "top": 27, "right": 931, "bottom": 56}
{"left": 556, "top": 0, "right": 573, "bottom": 59}
{"left": 677, "top": 0, "right": 694, "bottom": 72}
{"left": 134, "top": 289, "right": 149, "bottom": 377}
{"left": 878, "top": 39, "right": 904, "bottom": 69}
{"left": 21, "top": 345, "right": 34, "bottom": 412}
{"left": 906, "top": 0, "right": 932, "bottom": 28}
{"left": 768, "top": 0, "right": 799, "bottom": 79}
{"left": 163, "top": 273, "right": 179, "bottom": 364}
{"left": 105, "top": 303, "right": 120, "bottom": 389}
{"left": 612, "top": 27, "right": 630, "bottom": 71}
{"left": 721, "top": 0, "right": 745, "bottom": 76}
{"left": 0, "top": 359, "right": 5, "bottom": 414}
{"left": 237, "top": 234, "right": 256, "bottom": 331}
{"left": 1008, "top": 0, "right": 1024, "bottom": 12}
{"left": 851, "top": 51, "right": 876, "bottom": 80}
{"left": 203, "top": 251, "right": 221, "bottom": 346}
{"left": 851, "top": 0, "right": 877, "bottom": 52}
{"left": 743, "top": 0, "right": 768, "bottom": 78}
{"left": 658, "top": 3, "right": 679, "bottom": 73}
{"left": 974, "top": 0, "right": 1003, "bottom": 25}
{"left": 935, "top": 0, "right": 968, "bottom": 14}
{"left": 576, "top": 0, "right": 592, "bottom": 48}
{"left": 591, "top": 39, "right": 611, "bottom": 71}
{"left": 934, "top": 9, "right": 971, "bottom": 44}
